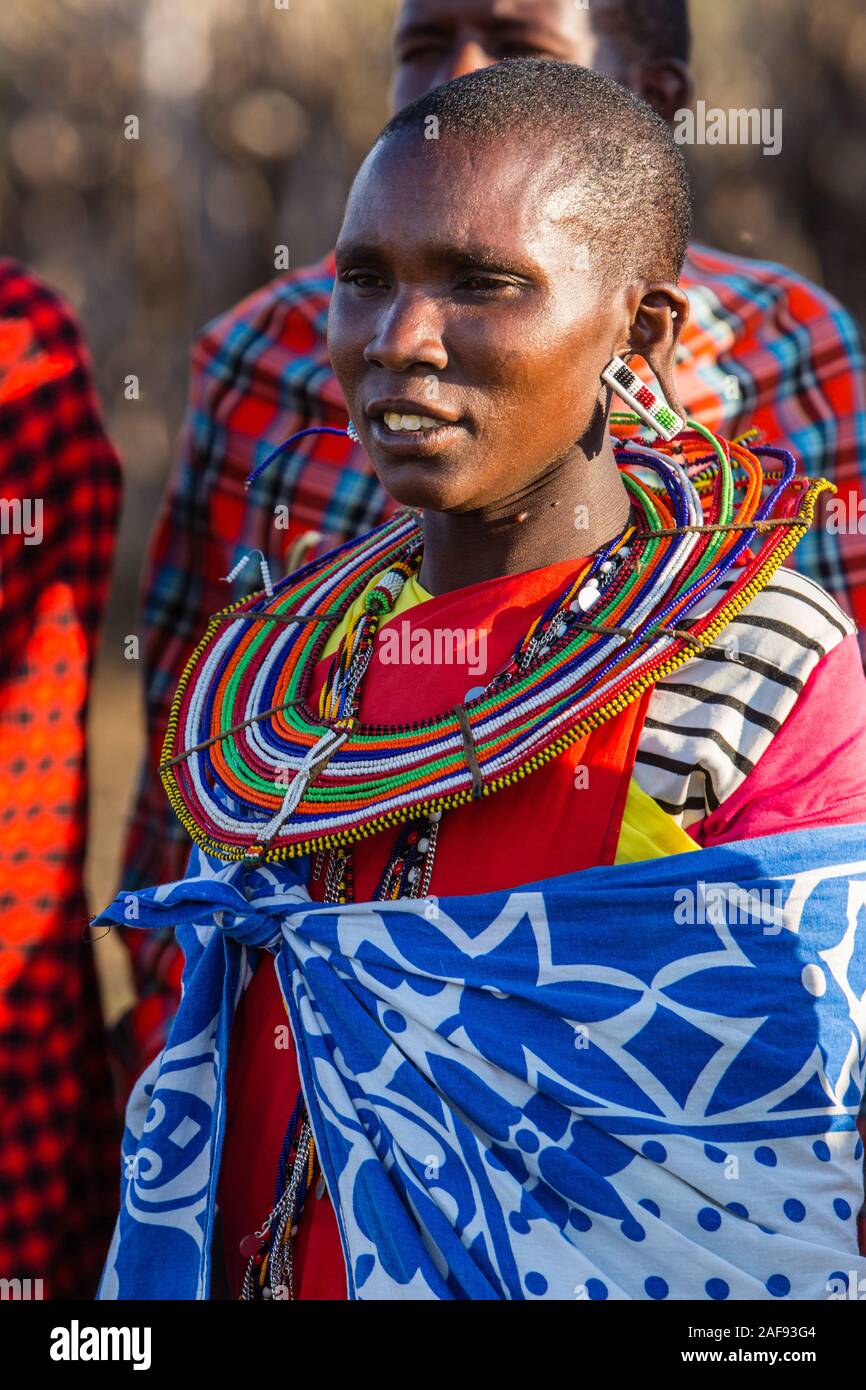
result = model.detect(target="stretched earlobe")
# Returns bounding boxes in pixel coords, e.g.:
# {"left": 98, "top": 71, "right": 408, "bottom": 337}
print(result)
{"left": 645, "top": 352, "right": 687, "bottom": 428}
{"left": 624, "top": 285, "right": 690, "bottom": 426}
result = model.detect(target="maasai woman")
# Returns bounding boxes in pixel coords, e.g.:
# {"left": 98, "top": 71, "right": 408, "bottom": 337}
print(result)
{"left": 97, "top": 61, "right": 866, "bottom": 1302}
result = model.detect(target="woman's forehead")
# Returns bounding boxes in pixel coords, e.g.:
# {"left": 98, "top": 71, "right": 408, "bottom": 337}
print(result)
{"left": 339, "top": 134, "right": 582, "bottom": 262}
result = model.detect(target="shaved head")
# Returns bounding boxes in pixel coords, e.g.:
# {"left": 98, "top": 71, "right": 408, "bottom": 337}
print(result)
{"left": 380, "top": 58, "right": 692, "bottom": 284}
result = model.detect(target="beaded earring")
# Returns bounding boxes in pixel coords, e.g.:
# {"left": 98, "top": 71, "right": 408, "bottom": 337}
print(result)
{"left": 220, "top": 548, "right": 274, "bottom": 598}
{"left": 601, "top": 356, "right": 684, "bottom": 441}
{"left": 244, "top": 421, "right": 361, "bottom": 489}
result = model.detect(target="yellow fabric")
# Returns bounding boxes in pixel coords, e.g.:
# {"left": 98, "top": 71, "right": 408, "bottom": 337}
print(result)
{"left": 320, "top": 566, "right": 699, "bottom": 865}
{"left": 614, "top": 777, "right": 699, "bottom": 864}
{"left": 321, "top": 570, "right": 433, "bottom": 660}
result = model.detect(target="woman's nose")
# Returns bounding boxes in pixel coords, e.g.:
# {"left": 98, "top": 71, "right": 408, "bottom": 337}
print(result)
{"left": 363, "top": 293, "right": 448, "bottom": 373}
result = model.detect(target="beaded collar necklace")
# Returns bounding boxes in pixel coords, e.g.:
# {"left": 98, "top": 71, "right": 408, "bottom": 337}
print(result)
{"left": 160, "top": 421, "right": 828, "bottom": 870}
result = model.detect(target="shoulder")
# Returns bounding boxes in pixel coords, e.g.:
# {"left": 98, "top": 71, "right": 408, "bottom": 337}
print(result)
{"left": 0, "top": 259, "right": 117, "bottom": 447}
{"left": 636, "top": 567, "right": 857, "bottom": 824}
{"left": 701, "top": 564, "right": 855, "bottom": 661}
{"left": 190, "top": 252, "right": 335, "bottom": 375}
{"left": 682, "top": 242, "right": 864, "bottom": 354}
{"left": 0, "top": 256, "right": 88, "bottom": 355}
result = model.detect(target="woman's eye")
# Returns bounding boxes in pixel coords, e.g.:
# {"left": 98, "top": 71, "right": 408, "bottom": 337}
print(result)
{"left": 459, "top": 276, "right": 514, "bottom": 294}
{"left": 342, "top": 272, "right": 386, "bottom": 291}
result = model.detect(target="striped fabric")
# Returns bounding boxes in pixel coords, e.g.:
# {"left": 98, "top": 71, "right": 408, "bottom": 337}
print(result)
{"left": 636, "top": 569, "right": 856, "bottom": 826}
{"left": 116, "top": 241, "right": 866, "bottom": 1082}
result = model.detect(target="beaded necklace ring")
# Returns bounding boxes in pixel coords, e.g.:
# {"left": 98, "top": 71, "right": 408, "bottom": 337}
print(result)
{"left": 160, "top": 420, "right": 830, "bottom": 867}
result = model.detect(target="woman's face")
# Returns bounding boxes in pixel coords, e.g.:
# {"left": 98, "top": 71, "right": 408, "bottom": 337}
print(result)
{"left": 328, "top": 133, "right": 629, "bottom": 514}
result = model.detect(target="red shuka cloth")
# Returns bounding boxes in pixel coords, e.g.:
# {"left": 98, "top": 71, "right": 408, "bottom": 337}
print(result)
{"left": 0, "top": 262, "right": 122, "bottom": 1298}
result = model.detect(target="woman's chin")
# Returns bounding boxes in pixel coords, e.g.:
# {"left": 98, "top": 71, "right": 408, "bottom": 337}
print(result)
{"left": 374, "top": 459, "right": 478, "bottom": 514}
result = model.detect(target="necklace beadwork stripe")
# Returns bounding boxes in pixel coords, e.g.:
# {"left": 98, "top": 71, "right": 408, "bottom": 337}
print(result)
{"left": 159, "top": 422, "right": 831, "bottom": 863}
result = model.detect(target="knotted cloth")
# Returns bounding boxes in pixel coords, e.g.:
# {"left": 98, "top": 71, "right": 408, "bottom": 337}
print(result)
{"left": 95, "top": 824, "right": 866, "bottom": 1301}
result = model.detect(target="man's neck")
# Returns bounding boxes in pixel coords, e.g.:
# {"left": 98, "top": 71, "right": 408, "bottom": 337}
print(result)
{"left": 417, "top": 440, "right": 631, "bottom": 596}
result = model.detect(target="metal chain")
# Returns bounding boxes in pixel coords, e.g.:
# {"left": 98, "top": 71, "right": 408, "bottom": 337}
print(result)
{"left": 240, "top": 1120, "right": 313, "bottom": 1301}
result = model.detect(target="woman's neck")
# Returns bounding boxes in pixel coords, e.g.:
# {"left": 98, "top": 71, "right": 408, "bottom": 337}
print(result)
{"left": 418, "top": 438, "right": 631, "bottom": 596}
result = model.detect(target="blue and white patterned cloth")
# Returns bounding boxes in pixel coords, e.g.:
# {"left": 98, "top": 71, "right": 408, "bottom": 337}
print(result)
{"left": 95, "top": 825, "right": 866, "bottom": 1301}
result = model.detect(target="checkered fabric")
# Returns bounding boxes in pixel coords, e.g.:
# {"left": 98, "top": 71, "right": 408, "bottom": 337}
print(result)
{"left": 0, "top": 260, "right": 122, "bottom": 1298}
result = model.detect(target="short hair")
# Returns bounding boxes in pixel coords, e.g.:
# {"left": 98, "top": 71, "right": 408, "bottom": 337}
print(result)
{"left": 596, "top": 0, "right": 692, "bottom": 65}
{"left": 378, "top": 59, "right": 692, "bottom": 283}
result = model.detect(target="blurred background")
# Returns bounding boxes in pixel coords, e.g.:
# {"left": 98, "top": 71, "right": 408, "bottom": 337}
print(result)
{"left": 0, "top": 0, "right": 863, "bottom": 1016}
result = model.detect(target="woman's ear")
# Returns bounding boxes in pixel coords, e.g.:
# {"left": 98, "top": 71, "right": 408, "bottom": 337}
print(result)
{"left": 624, "top": 284, "right": 691, "bottom": 423}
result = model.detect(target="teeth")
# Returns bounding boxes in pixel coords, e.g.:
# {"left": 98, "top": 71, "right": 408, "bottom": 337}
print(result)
{"left": 383, "top": 411, "right": 444, "bottom": 433}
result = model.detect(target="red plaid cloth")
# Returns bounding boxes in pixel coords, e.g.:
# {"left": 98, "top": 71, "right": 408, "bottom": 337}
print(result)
{"left": 0, "top": 260, "right": 122, "bottom": 1298}
{"left": 117, "top": 244, "right": 866, "bottom": 1087}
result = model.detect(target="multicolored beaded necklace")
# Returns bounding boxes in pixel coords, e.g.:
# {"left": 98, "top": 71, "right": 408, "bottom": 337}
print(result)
{"left": 162, "top": 418, "right": 828, "bottom": 876}
{"left": 208, "top": 416, "right": 830, "bottom": 1299}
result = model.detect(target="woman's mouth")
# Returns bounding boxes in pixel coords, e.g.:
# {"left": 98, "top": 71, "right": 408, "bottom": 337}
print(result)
{"left": 368, "top": 412, "right": 467, "bottom": 457}
{"left": 382, "top": 411, "right": 444, "bottom": 433}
